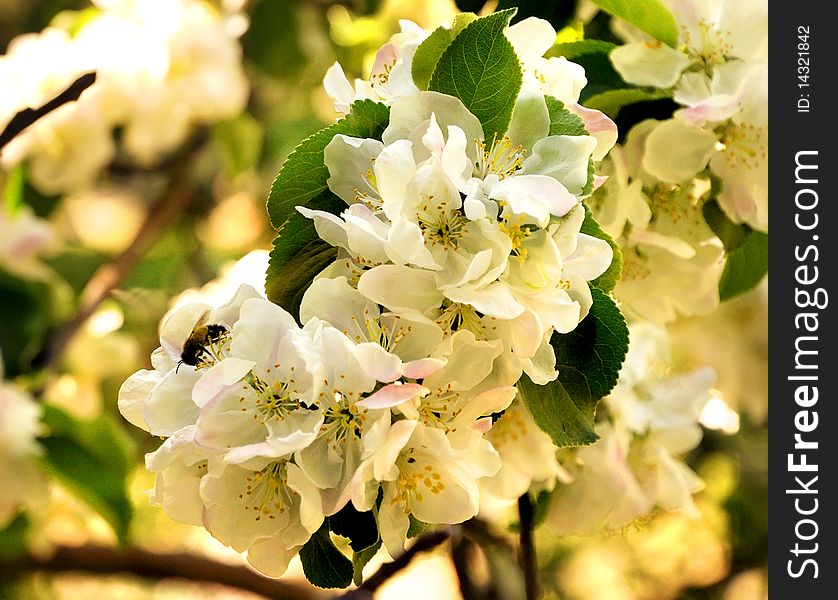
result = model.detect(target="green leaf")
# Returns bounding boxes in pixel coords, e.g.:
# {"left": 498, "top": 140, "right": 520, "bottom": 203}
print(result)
{"left": 0, "top": 269, "right": 53, "bottom": 377}
{"left": 241, "top": 0, "right": 305, "bottom": 77}
{"left": 413, "top": 13, "right": 481, "bottom": 90}
{"left": 581, "top": 157, "right": 595, "bottom": 196}
{"left": 265, "top": 191, "right": 343, "bottom": 316}
{"left": 0, "top": 513, "right": 30, "bottom": 559}
{"left": 584, "top": 88, "right": 671, "bottom": 118}
{"left": 702, "top": 199, "right": 751, "bottom": 252}
{"left": 519, "top": 368, "right": 595, "bottom": 447}
{"left": 329, "top": 503, "right": 379, "bottom": 552}
{"left": 211, "top": 113, "right": 264, "bottom": 177}
{"left": 412, "top": 26, "right": 455, "bottom": 91}
{"left": 407, "top": 514, "right": 429, "bottom": 539}
{"left": 428, "top": 9, "right": 523, "bottom": 144}
{"left": 544, "top": 96, "right": 588, "bottom": 137}
{"left": 267, "top": 100, "right": 390, "bottom": 229}
{"left": 552, "top": 287, "right": 628, "bottom": 400}
{"left": 39, "top": 406, "right": 136, "bottom": 544}
{"left": 553, "top": 39, "right": 616, "bottom": 60}
{"left": 521, "top": 287, "right": 629, "bottom": 447}
{"left": 719, "top": 231, "right": 768, "bottom": 301}
{"left": 589, "top": 0, "right": 679, "bottom": 47}
{"left": 352, "top": 539, "right": 382, "bottom": 586}
{"left": 4, "top": 165, "right": 24, "bottom": 214}
{"left": 299, "top": 525, "right": 354, "bottom": 589}
{"left": 580, "top": 203, "right": 622, "bottom": 292}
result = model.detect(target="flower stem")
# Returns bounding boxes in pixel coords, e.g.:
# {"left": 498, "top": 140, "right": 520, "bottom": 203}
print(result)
{"left": 517, "top": 494, "right": 540, "bottom": 600}
{"left": 0, "top": 72, "right": 97, "bottom": 152}
{"left": 0, "top": 543, "right": 324, "bottom": 600}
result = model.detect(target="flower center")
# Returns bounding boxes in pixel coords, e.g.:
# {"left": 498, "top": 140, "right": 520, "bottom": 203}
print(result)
{"left": 418, "top": 386, "right": 463, "bottom": 432}
{"left": 391, "top": 452, "right": 446, "bottom": 508}
{"left": 682, "top": 20, "right": 734, "bottom": 70}
{"left": 353, "top": 158, "right": 382, "bottom": 210}
{"left": 416, "top": 197, "right": 468, "bottom": 249}
{"left": 239, "top": 462, "right": 297, "bottom": 522}
{"left": 243, "top": 369, "right": 312, "bottom": 424}
{"left": 322, "top": 400, "right": 366, "bottom": 452}
{"left": 436, "top": 301, "right": 485, "bottom": 338}
{"left": 499, "top": 216, "right": 535, "bottom": 261}
{"left": 621, "top": 247, "right": 652, "bottom": 282}
{"left": 370, "top": 59, "right": 396, "bottom": 87}
{"left": 717, "top": 122, "right": 767, "bottom": 172}
{"left": 474, "top": 136, "right": 525, "bottom": 180}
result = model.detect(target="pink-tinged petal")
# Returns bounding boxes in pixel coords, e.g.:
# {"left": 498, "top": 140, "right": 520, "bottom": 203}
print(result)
{"left": 358, "top": 383, "right": 429, "bottom": 409}
{"left": 370, "top": 43, "right": 398, "bottom": 82}
{"left": 567, "top": 104, "right": 618, "bottom": 161}
{"left": 401, "top": 358, "right": 446, "bottom": 379}
{"left": 675, "top": 95, "right": 742, "bottom": 127}
{"left": 592, "top": 174, "right": 609, "bottom": 191}
{"left": 191, "top": 358, "right": 255, "bottom": 408}
{"left": 473, "top": 417, "right": 493, "bottom": 434}
{"left": 223, "top": 442, "right": 278, "bottom": 465}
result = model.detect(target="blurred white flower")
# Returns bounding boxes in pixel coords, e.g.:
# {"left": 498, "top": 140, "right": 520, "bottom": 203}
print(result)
{"left": 548, "top": 322, "right": 735, "bottom": 534}
{"left": 589, "top": 121, "right": 724, "bottom": 323}
{"left": 0, "top": 0, "right": 250, "bottom": 192}
{"left": 0, "top": 355, "right": 47, "bottom": 526}
{"left": 0, "top": 201, "right": 56, "bottom": 279}
{"left": 609, "top": 0, "right": 768, "bottom": 230}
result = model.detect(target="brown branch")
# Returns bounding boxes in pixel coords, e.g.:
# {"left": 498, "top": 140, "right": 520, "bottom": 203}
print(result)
{"left": 340, "top": 529, "right": 452, "bottom": 599}
{"left": 38, "top": 131, "right": 206, "bottom": 372}
{"left": 451, "top": 531, "right": 480, "bottom": 600}
{"left": 517, "top": 495, "right": 540, "bottom": 600}
{"left": 0, "top": 544, "right": 326, "bottom": 600}
{"left": 0, "top": 72, "right": 97, "bottom": 152}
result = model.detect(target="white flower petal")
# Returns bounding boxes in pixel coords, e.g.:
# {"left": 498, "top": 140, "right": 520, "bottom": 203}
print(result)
{"left": 642, "top": 119, "right": 717, "bottom": 183}
{"left": 610, "top": 41, "right": 691, "bottom": 88}
{"left": 505, "top": 17, "right": 556, "bottom": 63}
{"left": 323, "top": 62, "right": 355, "bottom": 114}
{"left": 358, "top": 383, "right": 429, "bottom": 409}
{"left": 324, "top": 134, "right": 385, "bottom": 204}
{"left": 358, "top": 265, "right": 442, "bottom": 315}
{"left": 522, "top": 136, "right": 597, "bottom": 195}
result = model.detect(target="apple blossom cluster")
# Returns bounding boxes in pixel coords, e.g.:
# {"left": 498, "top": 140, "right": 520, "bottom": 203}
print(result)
{"left": 0, "top": 353, "right": 47, "bottom": 526}
{"left": 0, "top": 199, "right": 56, "bottom": 280}
{"left": 609, "top": 0, "right": 768, "bottom": 231}
{"left": 548, "top": 322, "right": 726, "bottom": 534}
{"left": 119, "top": 283, "right": 517, "bottom": 574}
{"left": 0, "top": 0, "right": 249, "bottom": 194}
{"left": 588, "top": 128, "right": 724, "bottom": 323}
{"left": 116, "top": 13, "right": 629, "bottom": 579}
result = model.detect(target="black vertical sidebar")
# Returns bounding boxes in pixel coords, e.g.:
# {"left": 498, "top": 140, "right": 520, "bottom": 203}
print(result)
{"left": 770, "top": 2, "right": 836, "bottom": 597}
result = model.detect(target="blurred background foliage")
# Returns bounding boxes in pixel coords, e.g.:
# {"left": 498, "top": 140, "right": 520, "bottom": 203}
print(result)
{"left": 0, "top": 0, "right": 767, "bottom": 599}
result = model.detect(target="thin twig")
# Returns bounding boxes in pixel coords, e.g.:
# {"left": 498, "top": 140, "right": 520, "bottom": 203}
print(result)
{"left": 451, "top": 530, "right": 480, "bottom": 600}
{"left": 517, "top": 495, "right": 540, "bottom": 600}
{"left": 0, "top": 544, "right": 326, "bottom": 600}
{"left": 39, "top": 130, "right": 206, "bottom": 371}
{"left": 340, "top": 529, "right": 452, "bottom": 599}
{"left": 0, "top": 72, "right": 97, "bottom": 152}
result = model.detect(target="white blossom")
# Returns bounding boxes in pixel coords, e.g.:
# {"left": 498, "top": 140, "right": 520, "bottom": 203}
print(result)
{"left": 0, "top": 356, "right": 47, "bottom": 526}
